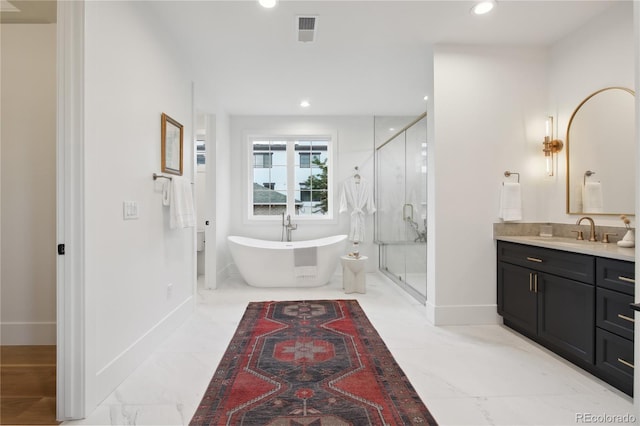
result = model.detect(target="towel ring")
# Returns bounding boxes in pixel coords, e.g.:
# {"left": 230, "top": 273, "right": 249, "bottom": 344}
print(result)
{"left": 583, "top": 170, "right": 595, "bottom": 185}
{"left": 504, "top": 171, "right": 520, "bottom": 183}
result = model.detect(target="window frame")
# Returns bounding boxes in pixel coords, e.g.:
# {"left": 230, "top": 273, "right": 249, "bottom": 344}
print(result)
{"left": 245, "top": 133, "right": 335, "bottom": 222}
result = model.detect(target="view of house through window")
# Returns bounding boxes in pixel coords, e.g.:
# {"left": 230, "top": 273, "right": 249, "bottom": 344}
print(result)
{"left": 251, "top": 136, "right": 330, "bottom": 218}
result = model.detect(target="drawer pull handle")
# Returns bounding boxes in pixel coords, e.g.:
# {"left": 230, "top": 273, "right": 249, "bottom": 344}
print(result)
{"left": 618, "top": 276, "right": 635, "bottom": 284}
{"left": 526, "top": 257, "right": 543, "bottom": 263}
{"left": 617, "top": 314, "right": 635, "bottom": 323}
{"left": 618, "top": 358, "right": 634, "bottom": 369}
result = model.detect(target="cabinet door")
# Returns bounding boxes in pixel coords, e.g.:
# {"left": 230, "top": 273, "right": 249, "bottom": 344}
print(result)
{"left": 498, "top": 262, "right": 537, "bottom": 336}
{"left": 537, "top": 272, "right": 595, "bottom": 364}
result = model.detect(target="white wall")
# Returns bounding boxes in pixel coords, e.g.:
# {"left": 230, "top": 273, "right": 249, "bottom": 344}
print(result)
{"left": 215, "top": 111, "right": 232, "bottom": 284}
{"left": 547, "top": 1, "right": 635, "bottom": 226}
{"left": 431, "top": 45, "right": 548, "bottom": 324}
{"left": 84, "top": 1, "right": 195, "bottom": 409}
{"left": 229, "top": 116, "right": 378, "bottom": 271}
{"left": 0, "top": 24, "right": 57, "bottom": 345}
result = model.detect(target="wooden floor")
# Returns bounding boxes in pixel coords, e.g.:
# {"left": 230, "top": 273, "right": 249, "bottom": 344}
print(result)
{"left": 1, "top": 346, "right": 59, "bottom": 425}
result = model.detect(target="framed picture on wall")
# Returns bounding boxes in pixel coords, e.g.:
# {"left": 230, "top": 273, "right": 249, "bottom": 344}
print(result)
{"left": 161, "top": 112, "right": 183, "bottom": 176}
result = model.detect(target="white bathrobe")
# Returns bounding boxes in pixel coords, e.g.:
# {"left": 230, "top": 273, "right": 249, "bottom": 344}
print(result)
{"left": 339, "top": 177, "right": 376, "bottom": 242}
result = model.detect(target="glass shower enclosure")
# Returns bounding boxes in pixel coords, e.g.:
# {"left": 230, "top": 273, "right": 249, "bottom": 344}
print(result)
{"left": 375, "top": 113, "right": 427, "bottom": 304}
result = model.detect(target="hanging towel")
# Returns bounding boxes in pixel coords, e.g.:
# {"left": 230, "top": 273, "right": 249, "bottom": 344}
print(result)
{"left": 169, "top": 177, "right": 196, "bottom": 229}
{"left": 339, "top": 177, "right": 376, "bottom": 243}
{"left": 294, "top": 246, "right": 317, "bottom": 279}
{"left": 499, "top": 182, "right": 522, "bottom": 222}
{"left": 582, "top": 182, "right": 604, "bottom": 213}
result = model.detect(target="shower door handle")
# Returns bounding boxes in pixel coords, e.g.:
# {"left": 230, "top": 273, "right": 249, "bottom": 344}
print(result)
{"left": 403, "top": 204, "right": 414, "bottom": 221}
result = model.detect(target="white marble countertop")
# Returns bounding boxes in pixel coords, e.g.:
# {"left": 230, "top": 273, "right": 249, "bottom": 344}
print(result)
{"left": 496, "top": 235, "right": 635, "bottom": 262}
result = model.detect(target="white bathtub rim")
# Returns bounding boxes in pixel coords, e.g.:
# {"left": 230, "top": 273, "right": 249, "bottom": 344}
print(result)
{"left": 227, "top": 234, "right": 348, "bottom": 250}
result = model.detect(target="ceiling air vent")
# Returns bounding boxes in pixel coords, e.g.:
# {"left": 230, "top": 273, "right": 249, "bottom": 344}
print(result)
{"left": 297, "top": 16, "right": 317, "bottom": 43}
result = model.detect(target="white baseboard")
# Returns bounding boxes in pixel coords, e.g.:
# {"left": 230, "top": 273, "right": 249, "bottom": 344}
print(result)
{"left": 426, "top": 302, "right": 500, "bottom": 326}
{"left": 1, "top": 321, "right": 56, "bottom": 345}
{"left": 94, "top": 296, "right": 194, "bottom": 403}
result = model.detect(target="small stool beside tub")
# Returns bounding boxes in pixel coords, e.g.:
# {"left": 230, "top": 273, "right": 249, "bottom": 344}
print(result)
{"left": 340, "top": 255, "right": 368, "bottom": 294}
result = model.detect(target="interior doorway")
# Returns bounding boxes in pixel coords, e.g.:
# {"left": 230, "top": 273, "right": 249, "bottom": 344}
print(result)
{"left": 0, "top": 10, "right": 59, "bottom": 426}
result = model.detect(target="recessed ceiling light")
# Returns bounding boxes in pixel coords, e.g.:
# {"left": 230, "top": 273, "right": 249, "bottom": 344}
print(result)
{"left": 258, "top": 0, "right": 277, "bottom": 9}
{"left": 300, "top": 100, "right": 310, "bottom": 108}
{"left": 472, "top": 0, "right": 496, "bottom": 15}
{"left": 389, "top": 128, "right": 396, "bottom": 132}
{"left": 423, "top": 95, "right": 429, "bottom": 101}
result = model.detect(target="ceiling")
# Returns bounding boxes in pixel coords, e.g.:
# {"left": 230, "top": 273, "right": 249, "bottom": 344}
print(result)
{"left": 143, "top": 0, "right": 622, "bottom": 116}
{"left": 2, "top": 1, "right": 626, "bottom": 116}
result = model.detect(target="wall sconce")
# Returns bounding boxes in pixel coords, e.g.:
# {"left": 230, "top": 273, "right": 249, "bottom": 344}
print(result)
{"left": 543, "top": 116, "right": 563, "bottom": 176}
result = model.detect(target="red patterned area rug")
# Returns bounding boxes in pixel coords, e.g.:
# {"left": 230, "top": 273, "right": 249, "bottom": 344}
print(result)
{"left": 190, "top": 299, "right": 437, "bottom": 425}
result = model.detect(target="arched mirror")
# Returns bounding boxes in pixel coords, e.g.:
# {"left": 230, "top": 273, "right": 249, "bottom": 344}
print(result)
{"left": 566, "top": 87, "right": 636, "bottom": 215}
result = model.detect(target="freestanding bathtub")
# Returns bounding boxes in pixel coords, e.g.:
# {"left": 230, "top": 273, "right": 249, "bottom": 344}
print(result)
{"left": 227, "top": 235, "right": 348, "bottom": 287}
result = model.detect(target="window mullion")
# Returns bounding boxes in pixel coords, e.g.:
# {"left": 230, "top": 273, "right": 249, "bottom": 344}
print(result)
{"left": 286, "top": 139, "right": 295, "bottom": 216}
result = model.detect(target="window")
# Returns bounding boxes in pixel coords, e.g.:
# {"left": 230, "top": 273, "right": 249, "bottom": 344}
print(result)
{"left": 196, "top": 140, "right": 206, "bottom": 167}
{"left": 299, "top": 152, "right": 321, "bottom": 168}
{"left": 249, "top": 136, "right": 331, "bottom": 219}
{"left": 254, "top": 152, "right": 273, "bottom": 168}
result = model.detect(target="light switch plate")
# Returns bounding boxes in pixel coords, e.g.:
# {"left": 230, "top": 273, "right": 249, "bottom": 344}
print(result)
{"left": 123, "top": 201, "right": 139, "bottom": 220}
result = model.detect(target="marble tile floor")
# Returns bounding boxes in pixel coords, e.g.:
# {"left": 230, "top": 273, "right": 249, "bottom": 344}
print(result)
{"left": 63, "top": 272, "right": 635, "bottom": 425}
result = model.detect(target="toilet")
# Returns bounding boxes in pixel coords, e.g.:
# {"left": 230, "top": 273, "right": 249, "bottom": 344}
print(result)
{"left": 340, "top": 255, "right": 368, "bottom": 294}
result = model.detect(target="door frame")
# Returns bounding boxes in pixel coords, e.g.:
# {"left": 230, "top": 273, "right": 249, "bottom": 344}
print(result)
{"left": 202, "top": 113, "right": 217, "bottom": 289}
{"left": 56, "top": 0, "right": 87, "bottom": 420}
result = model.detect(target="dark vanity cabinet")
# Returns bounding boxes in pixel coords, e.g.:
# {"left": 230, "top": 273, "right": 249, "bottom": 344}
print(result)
{"left": 497, "top": 241, "right": 595, "bottom": 365}
{"left": 595, "top": 258, "right": 635, "bottom": 396}
{"left": 497, "top": 241, "right": 635, "bottom": 396}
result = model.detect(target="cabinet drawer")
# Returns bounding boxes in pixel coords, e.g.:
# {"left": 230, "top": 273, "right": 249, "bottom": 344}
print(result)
{"left": 595, "top": 328, "right": 634, "bottom": 396}
{"left": 596, "top": 258, "right": 635, "bottom": 296}
{"left": 497, "top": 241, "right": 595, "bottom": 284}
{"left": 596, "top": 288, "right": 635, "bottom": 341}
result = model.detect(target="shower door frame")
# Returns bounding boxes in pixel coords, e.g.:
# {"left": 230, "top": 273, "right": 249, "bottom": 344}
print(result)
{"left": 375, "top": 112, "right": 427, "bottom": 305}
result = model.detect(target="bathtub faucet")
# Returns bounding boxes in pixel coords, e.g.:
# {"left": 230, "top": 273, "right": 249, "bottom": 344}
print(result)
{"left": 282, "top": 213, "right": 297, "bottom": 241}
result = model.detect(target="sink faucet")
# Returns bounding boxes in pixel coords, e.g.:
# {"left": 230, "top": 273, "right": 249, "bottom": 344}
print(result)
{"left": 576, "top": 216, "right": 597, "bottom": 242}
